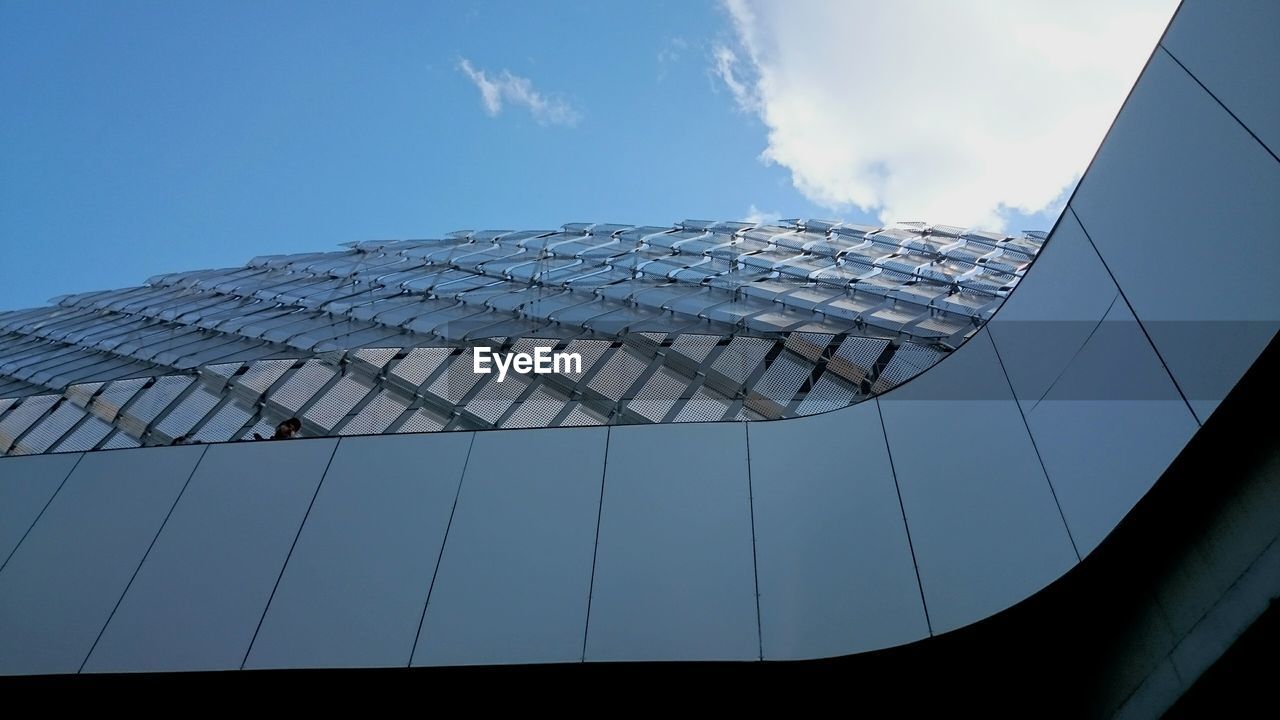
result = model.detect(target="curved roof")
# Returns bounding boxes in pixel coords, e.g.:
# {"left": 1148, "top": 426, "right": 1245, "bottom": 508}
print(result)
{"left": 0, "top": 221, "right": 1042, "bottom": 453}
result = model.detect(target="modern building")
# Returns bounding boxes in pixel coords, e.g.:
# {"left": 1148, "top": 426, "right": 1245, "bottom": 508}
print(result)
{"left": 0, "top": 0, "right": 1277, "bottom": 713}
{"left": 0, "top": 220, "right": 1043, "bottom": 450}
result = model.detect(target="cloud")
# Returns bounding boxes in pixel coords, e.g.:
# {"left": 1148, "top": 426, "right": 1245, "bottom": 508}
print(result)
{"left": 457, "top": 58, "right": 581, "bottom": 127}
{"left": 657, "top": 37, "right": 689, "bottom": 80}
{"left": 743, "top": 204, "right": 781, "bottom": 226}
{"left": 710, "top": 44, "right": 759, "bottom": 113}
{"left": 714, "top": 0, "right": 1179, "bottom": 229}
{"left": 657, "top": 37, "right": 689, "bottom": 66}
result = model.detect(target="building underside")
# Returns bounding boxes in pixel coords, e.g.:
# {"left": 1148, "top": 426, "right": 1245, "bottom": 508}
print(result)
{"left": 8, "top": 331, "right": 1277, "bottom": 715}
{"left": 0, "top": 1, "right": 1277, "bottom": 715}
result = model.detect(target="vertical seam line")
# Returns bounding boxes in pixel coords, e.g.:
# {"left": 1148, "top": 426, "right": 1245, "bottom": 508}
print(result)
{"left": 240, "top": 439, "right": 341, "bottom": 669}
{"left": 1025, "top": 292, "right": 1121, "bottom": 414}
{"left": 1070, "top": 207, "right": 1202, "bottom": 425}
{"left": 986, "top": 331, "right": 1082, "bottom": 561}
{"left": 407, "top": 431, "right": 476, "bottom": 665}
{"left": 876, "top": 397, "right": 933, "bottom": 635}
{"left": 0, "top": 451, "right": 85, "bottom": 575}
{"left": 1159, "top": 45, "right": 1279, "bottom": 164}
{"left": 580, "top": 426, "right": 610, "bottom": 661}
{"left": 80, "top": 444, "right": 209, "bottom": 672}
{"left": 744, "top": 422, "right": 764, "bottom": 661}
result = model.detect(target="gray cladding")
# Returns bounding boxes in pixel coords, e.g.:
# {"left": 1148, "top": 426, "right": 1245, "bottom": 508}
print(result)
{"left": 82, "top": 439, "right": 337, "bottom": 673}
{"left": 245, "top": 433, "right": 472, "bottom": 669}
{"left": 585, "top": 422, "right": 759, "bottom": 661}
{"left": 0, "top": 0, "right": 1276, "bottom": 675}
{"left": 0, "top": 446, "right": 202, "bottom": 675}
{"left": 413, "top": 427, "right": 606, "bottom": 666}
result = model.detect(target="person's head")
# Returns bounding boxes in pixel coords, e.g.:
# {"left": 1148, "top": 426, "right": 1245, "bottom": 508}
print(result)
{"left": 275, "top": 418, "right": 301, "bottom": 438}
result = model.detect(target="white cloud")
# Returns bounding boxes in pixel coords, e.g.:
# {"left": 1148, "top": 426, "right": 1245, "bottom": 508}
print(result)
{"left": 457, "top": 58, "right": 581, "bottom": 127}
{"left": 743, "top": 204, "right": 781, "bottom": 226}
{"left": 711, "top": 44, "right": 759, "bottom": 113}
{"left": 715, "top": 0, "right": 1179, "bottom": 229}
{"left": 657, "top": 37, "right": 690, "bottom": 81}
{"left": 657, "top": 37, "right": 689, "bottom": 66}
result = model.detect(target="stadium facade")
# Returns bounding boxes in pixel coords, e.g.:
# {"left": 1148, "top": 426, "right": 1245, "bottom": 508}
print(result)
{"left": 1, "top": 0, "right": 1277, "bottom": 714}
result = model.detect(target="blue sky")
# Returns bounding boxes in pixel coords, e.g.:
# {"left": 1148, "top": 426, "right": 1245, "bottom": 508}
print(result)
{"left": 0, "top": 1, "right": 1174, "bottom": 310}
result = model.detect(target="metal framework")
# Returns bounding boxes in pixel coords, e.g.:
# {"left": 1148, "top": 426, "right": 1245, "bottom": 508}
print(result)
{"left": 0, "top": 220, "right": 1043, "bottom": 455}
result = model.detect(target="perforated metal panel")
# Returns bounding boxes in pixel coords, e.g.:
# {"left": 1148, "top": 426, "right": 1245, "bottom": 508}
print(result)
{"left": 349, "top": 347, "right": 400, "bottom": 371}
{"left": 117, "top": 375, "right": 194, "bottom": 437}
{"left": 554, "top": 339, "right": 612, "bottom": 385}
{"left": 585, "top": 349, "right": 650, "bottom": 402}
{"left": 396, "top": 407, "right": 449, "bottom": 433}
{"left": 463, "top": 375, "right": 530, "bottom": 425}
{"left": 198, "top": 362, "right": 242, "bottom": 389}
{"left": 267, "top": 360, "right": 336, "bottom": 414}
{"left": 190, "top": 399, "right": 255, "bottom": 443}
{"left": 500, "top": 385, "right": 569, "bottom": 429}
{"left": 871, "top": 343, "right": 948, "bottom": 393}
{"left": 232, "top": 359, "right": 296, "bottom": 398}
{"left": 151, "top": 386, "right": 221, "bottom": 442}
{"left": 64, "top": 381, "right": 103, "bottom": 409}
{"left": 0, "top": 395, "right": 59, "bottom": 452}
{"left": 240, "top": 417, "right": 278, "bottom": 441}
{"left": 52, "top": 414, "right": 115, "bottom": 452}
{"left": 0, "top": 219, "right": 1044, "bottom": 454}
{"left": 624, "top": 367, "right": 688, "bottom": 423}
{"left": 666, "top": 334, "right": 720, "bottom": 366}
{"left": 303, "top": 375, "right": 374, "bottom": 431}
{"left": 794, "top": 375, "right": 860, "bottom": 416}
{"left": 559, "top": 403, "right": 608, "bottom": 427}
{"left": 673, "top": 386, "right": 733, "bottom": 422}
{"left": 99, "top": 430, "right": 141, "bottom": 449}
{"left": 387, "top": 347, "right": 453, "bottom": 389}
{"left": 914, "top": 312, "right": 973, "bottom": 338}
{"left": 828, "top": 337, "right": 889, "bottom": 385}
{"left": 508, "top": 337, "right": 561, "bottom": 356}
{"left": 424, "top": 357, "right": 485, "bottom": 406}
{"left": 707, "top": 336, "right": 774, "bottom": 391}
{"left": 337, "top": 390, "right": 410, "bottom": 436}
{"left": 11, "top": 402, "right": 85, "bottom": 455}
{"left": 746, "top": 352, "right": 814, "bottom": 418}
{"left": 783, "top": 332, "right": 833, "bottom": 362}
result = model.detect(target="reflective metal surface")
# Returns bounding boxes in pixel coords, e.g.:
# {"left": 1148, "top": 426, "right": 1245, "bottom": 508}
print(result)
{"left": 0, "top": 220, "right": 1043, "bottom": 455}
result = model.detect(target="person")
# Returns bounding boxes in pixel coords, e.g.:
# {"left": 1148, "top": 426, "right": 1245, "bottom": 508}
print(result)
{"left": 255, "top": 417, "right": 302, "bottom": 440}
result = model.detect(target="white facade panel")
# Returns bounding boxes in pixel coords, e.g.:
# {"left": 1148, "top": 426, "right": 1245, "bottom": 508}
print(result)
{"left": 1071, "top": 51, "right": 1280, "bottom": 423}
{"left": 1013, "top": 302, "right": 1199, "bottom": 556}
{"left": 1163, "top": 0, "right": 1280, "bottom": 156}
{"left": 0, "top": 452, "right": 81, "bottom": 565}
{"left": 585, "top": 422, "right": 758, "bottom": 661}
{"left": 83, "top": 438, "right": 336, "bottom": 672}
{"left": 879, "top": 331, "right": 1078, "bottom": 633}
{"left": 245, "top": 433, "right": 472, "bottom": 669}
{"left": 0, "top": 446, "right": 200, "bottom": 675}
{"left": 987, "top": 213, "right": 1123, "bottom": 411}
{"left": 413, "top": 427, "right": 605, "bottom": 666}
{"left": 749, "top": 409, "right": 929, "bottom": 659}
